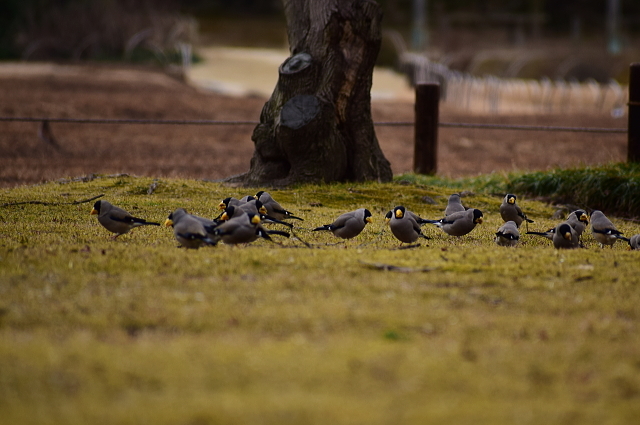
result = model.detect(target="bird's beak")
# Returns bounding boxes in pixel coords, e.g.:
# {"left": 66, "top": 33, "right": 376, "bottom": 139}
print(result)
{"left": 476, "top": 217, "right": 483, "bottom": 224}
{"left": 221, "top": 212, "right": 230, "bottom": 221}
{"left": 218, "top": 202, "right": 226, "bottom": 210}
{"left": 90, "top": 208, "right": 98, "bottom": 215}
{"left": 251, "top": 215, "right": 261, "bottom": 225}
{"left": 508, "top": 198, "right": 515, "bottom": 204}
{"left": 563, "top": 232, "right": 572, "bottom": 240}
{"left": 253, "top": 195, "right": 258, "bottom": 200}
{"left": 366, "top": 217, "right": 373, "bottom": 224}
{"left": 164, "top": 219, "right": 173, "bottom": 227}
{"left": 395, "top": 210, "right": 403, "bottom": 218}
{"left": 259, "top": 206, "right": 268, "bottom": 215}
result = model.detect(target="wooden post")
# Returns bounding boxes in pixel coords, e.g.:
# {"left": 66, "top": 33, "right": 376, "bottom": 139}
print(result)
{"left": 414, "top": 83, "right": 439, "bottom": 175}
{"left": 629, "top": 63, "right": 640, "bottom": 162}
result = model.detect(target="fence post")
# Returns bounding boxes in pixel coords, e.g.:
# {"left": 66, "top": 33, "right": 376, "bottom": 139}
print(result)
{"left": 414, "top": 83, "right": 439, "bottom": 175}
{"left": 629, "top": 63, "right": 640, "bottom": 162}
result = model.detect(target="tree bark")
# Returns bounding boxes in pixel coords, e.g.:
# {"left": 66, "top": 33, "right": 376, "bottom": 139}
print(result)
{"left": 229, "top": 0, "right": 392, "bottom": 186}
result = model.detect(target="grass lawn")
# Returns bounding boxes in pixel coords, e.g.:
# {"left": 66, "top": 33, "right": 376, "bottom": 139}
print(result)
{"left": 1, "top": 175, "right": 639, "bottom": 425}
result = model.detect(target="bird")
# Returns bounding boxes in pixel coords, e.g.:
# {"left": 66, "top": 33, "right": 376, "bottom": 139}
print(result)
{"left": 165, "top": 208, "right": 217, "bottom": 249}
{"left": 627, "top": 234, "right": 640, "bottom": 250}
{"left": 90, "top": 200, "right": 159, "bottom": 239}
{"left": 590, "top": 210, "right": 628, "bottom": 248}
{"left": 385, "top": 207, "right": 430, "bottom": 225}
{"left": 526, "top": 209, "right": 590, "bottom": 245}
{"left": 384, "top": 210, "right": 393, "bottom": 225}
{"left": 565, "top": 209, "right": 589, "bottom": 241}
{"left": 239, "top": 195, "right": 257, "bottom": 203}
{"left": 526, "top": 228, "right": 555, "bottom": 241}
{"left": 220, "top": 206, "right": 290, "bottom": 240}
{"left": 552, "top": 222, "right": 580, "bottom": 249}
{"left": 313, "top": 208, "right": 373, "bottom": 239}
{"left": 214, "top": 212, "right": 268, "bottom": 245}
{"left": 495, "top": 221, "right": 520, "bottom": 247}
{"left": 389, "top": 206, "right": 430, "bottom": 244}
{"left": 499, "top": 194, "right": 533, "bottom": 228}
{"left": 218, "top": 197, "right": 243, "bottom": 211}
{"left": 444, "top": 194, "right": 466, "bottom": 216}
{"left": 254, "top": 191, "right": 303, "bottom": 221}
{"left": 225, "top": 199, "right": 292, "bottom": 228}
{"left": 424, "top": 208, "right": 484, "bottom": 237}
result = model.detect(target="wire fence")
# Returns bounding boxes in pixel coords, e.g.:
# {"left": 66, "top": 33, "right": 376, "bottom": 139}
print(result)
{"left": 0, "top": 116, "right": 628, "bottom": 134}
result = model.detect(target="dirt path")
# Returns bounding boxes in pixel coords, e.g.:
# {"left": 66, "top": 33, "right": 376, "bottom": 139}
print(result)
{"left": 0, "top": 63, "right": 628, "bottom": 188}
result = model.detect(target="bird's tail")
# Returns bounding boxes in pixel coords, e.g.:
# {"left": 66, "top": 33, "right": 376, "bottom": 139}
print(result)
{"left": 267, "top": 230, "right": 291, "bottom": 238}
{"left": 133, "top": 218, "right": 161, "bottom": 226}
{"left": 313, "top": 225, "right": 332, "bottom": 231}
{"left": 262, "top": 214, "right": 294, "bottom": 227}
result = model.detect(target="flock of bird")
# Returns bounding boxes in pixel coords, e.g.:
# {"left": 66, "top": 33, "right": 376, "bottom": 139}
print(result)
{"left": 90, "top": 190, "right": 640, "bottom": 250}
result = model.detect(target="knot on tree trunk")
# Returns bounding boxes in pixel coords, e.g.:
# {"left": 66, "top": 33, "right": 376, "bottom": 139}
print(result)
{"left": 230, "top": 0, "right": 392, "bottom": 187}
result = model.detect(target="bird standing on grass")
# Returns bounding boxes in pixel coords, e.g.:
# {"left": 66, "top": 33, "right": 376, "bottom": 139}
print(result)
{"left": 91, "top": 200, "right": 159, "bottom": 239}
{"left": 220, "top": 206, "right": 290, "bottom": 240}
{"left": 389, "top": 206, "right": 430, "bottom": 244}
{"left": 424, "top": 208, "right": 484, "bottom": 237}
{"left": 552, "top": 222, "right": 580, "bottom": 249}
{"left": 165, "top": 208, "right": 217, "bottom": 249}
{"left": 526, "top": 209, "right": 590, "bottom": 244}
{"left": 254, "top": 191, "right": 304, "bottom": 221}
{"left": 590, "top": 210, "right": 628, "bottom": 248}
{"left": 566, "top": 209, "right": 590, "bottom": 239}
{"left": 499, "top": 194, "right": 533, "bottom": 228}
{"left": 214, "top": 212, "right": 269, "bottom": 245}
{"left": 444, "top": 194, "right": 466, "bottom": 216}
{"left": 495, "top": 221, "right": 520, "bottom": 247}
{"left": 313, "top": 208, "right": 373, "bottom": 239}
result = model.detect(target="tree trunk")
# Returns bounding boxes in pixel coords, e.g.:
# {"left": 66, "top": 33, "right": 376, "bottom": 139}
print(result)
{"left": 229, "top": 0, "right": 393, "bottom": 186}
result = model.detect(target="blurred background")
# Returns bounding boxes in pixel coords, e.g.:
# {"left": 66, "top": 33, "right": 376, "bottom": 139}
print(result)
{"left": 1, "top": 0, "right": 638, "bottom": 110}
{"left": 0, "top": 1, "right": 636, "bottom": 186}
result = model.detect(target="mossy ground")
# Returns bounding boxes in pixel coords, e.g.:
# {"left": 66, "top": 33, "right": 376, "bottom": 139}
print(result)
{"left": 1, "top": 175, "right": 639, "bottom": 425}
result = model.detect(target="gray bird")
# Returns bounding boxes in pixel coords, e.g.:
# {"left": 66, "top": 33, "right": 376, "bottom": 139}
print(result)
{"left": 526, "top": 210, "right": 589, "bottom": 244}
{"left": 214, "top": 212, "right": 266, "bottom": 245}
{"left": 224, "top": 199, "right": 292, "bottom": 228}
{"left": 444, "top": 194, "right": 466, "bottom": 216}
{"left": 313, "top": 208, "right": 373, "bottom": 239}
{"left": 627, "top": 234, "right": 640, "bottom": 250}
{"left": 385, "top": 208, "right": 429, "bottom": 225}
{"left": 590, "top": 210, "right": 627, "bottom": 248}
{"left": 165, "top": 208, "right": 217, "bottom": 249}
{"left": 425, "top": 208, "right": 484, "bottom": 237}
{"left": 254, "top": 191, "right": 303, "bottom": 221}
{"left": 91, "top": 200, "right": 159, "bottom": 239}
{"left": 566, "top": 209, "right": 589, "bottom": 239}
{"left": 389, "top": 206, "right": 430, "bottom": 244}
{"left": 218, "top": 197, "right": 243, "bottom": 211}
{"left": 220, "top": 206, "right": 290, "bottom": 240}
{"left": 495, "top": 220, "right": 520, "bottom": 247}
{"left": 552, "top": 222, "right": 580, "bottom": 249}
{"left": 499, "top": 194, "right": 533, "bottom": 228}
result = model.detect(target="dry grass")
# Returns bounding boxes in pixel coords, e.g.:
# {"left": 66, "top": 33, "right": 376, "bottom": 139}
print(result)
{"left": 1, "top": 176, "right": 640, "bottom": 424}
